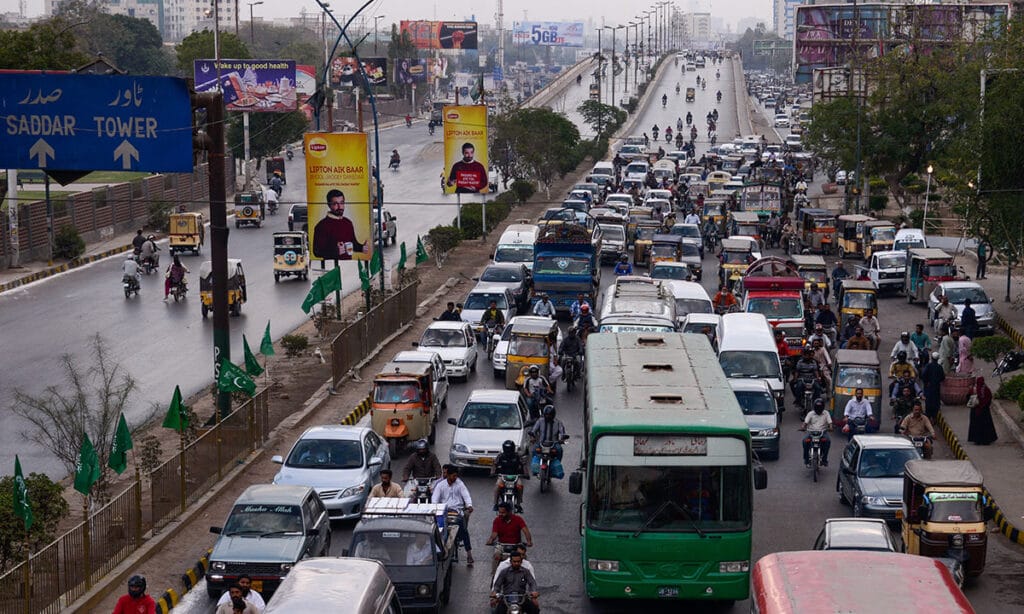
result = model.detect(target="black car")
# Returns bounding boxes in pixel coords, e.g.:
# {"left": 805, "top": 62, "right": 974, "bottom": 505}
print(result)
{"left": 287, "top": 204, "right": 307, "bottom": 232}
{"left": 476, "top": 263, "right": 532, "bottom": 312}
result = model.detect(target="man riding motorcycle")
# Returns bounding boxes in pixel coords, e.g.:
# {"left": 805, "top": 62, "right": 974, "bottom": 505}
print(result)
{"left": 800, "top": 398, "right": 833, "bottom": 468}
{"left": 842, "top": 388, "right": 874, "bottom": 439}
{"left": 164, "top": 255, "right": 189, "bottom": 300}
{"left": 388, "top": 149, "right": 401, "bottom": 170}
{"left": 522, "top": 366, "right": 552, "bottom": 420}
{"left": 558, "top": 328, "right": 584, "bottom": 374}
{"left": 899, "top": 401, "right": 936, "bottom": 458}
{"left": 269, "top": 171, "right": 283, "bottom": 197}
{"left": 685, "top": 111, "right": 692, "bottom": 126}
{"left": 661, "top": 94, "right": 668, "bottom": 107}
{"left": 716, "top": 90, "right": 722, "bottom": 103}
{"left": 713, "top": 284, "right": 738, "bottom": 314}
{"left": 138, "top": 235, "right": 160, "bottom": 270}
{"left": 575, "top": 304, "right": 596, "bottom": 340}
{"left": 122, "top": 256, "right": 141, "bottom": 292}
{"left": 529, "top": 405, "right": 567, "bottom": 464}
{"left": 652, "top": 124, "right": 660, "bottom": 141}
{"left": 479, "top": 300, "right": 506, "bottom": 345}
{"left": 676, "top": 117, "right": 683, "bottom": 132}
{"left": 491, "top": 440, "right": 527, "bottom": 512}
{"left": 532, "top": 293, "right": 556, "bottom": 318}
{"left": 613, "top": 254, "right": 632, "bottom": 276}
{"left": 791, "top": 347, "right": 825, "bottom": 403}
{"left": 569, "top": 293, "right": 590, "bottom": 320}
{"left": 402, "top": 439, "right": 443, "bottom": 484}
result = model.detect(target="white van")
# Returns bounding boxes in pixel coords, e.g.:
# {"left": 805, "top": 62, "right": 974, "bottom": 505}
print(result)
{"left": 666, "top": 280, "right": 713, "bottom": 325}
{"left": 591, "top": 161, "right": 615, "bottom": 178}
{"left": 264, "top": 557, "right": 401, "bottom": 613}
{"left": 893, "top": 228, "right": 927, "bottom": 251}
{"left": 493, "top": 223, "right": 539, "bottom": 270}
{"left": 718, "top": 313, "right": 786, "bottom": 410}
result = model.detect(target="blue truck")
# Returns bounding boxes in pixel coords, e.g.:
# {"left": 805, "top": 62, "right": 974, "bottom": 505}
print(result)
{"left": 530, "top": 222, "right": 601, "bottom": 315}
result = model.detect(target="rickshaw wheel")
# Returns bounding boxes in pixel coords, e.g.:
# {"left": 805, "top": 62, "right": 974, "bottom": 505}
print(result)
{"left": 201, "top": 304, "right": 208, "bottom": 318}
{"left": 838, "top": 246, "right": 845, "bottom": 259}
{"left": 274, "top": 272, "right": 280, "bottom": 283}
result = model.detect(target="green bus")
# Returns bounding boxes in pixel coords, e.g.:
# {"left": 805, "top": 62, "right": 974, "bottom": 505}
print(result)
{"left": 569, "top": 332, "right": 767, "bottom": 603}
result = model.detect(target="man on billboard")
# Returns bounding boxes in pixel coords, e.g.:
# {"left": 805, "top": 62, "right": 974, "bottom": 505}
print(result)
{"left": 312, "top": 189, "right": 364, "bottom": 259}
{"left": 446, "top": 142, "right": 488, "bottom": 193}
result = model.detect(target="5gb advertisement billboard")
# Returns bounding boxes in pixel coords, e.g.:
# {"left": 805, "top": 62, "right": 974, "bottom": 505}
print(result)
{"left": 511, "top": 22, "right": 585, "bottom": 47}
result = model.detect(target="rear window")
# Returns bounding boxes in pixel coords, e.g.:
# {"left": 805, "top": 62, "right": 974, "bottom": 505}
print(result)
{"left": 481, "top": 267, "right": 523, "bottom": 283}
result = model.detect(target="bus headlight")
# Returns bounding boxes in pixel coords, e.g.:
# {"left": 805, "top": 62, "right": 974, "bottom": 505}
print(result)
{"left": 588, "top": 559, "right": 620, "bottom": 572}
{"left": 718, "top": 561, "right": 749, "bottom": 573}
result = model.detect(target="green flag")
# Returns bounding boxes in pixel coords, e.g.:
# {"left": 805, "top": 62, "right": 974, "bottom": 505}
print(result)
{"left": 260, "top": 321, "right": 275, "bottom": 356}
{"left": 162, "top": 385, "right": 189, "bottom": 432}
{"left": 301, "top": 267, "right": 342, "bottom": 314}
{"left": 416, "top": 236, "right": 429, "bottom": 264}
{"left": 73, "top": 433, "right": 101, "bottom": 496}
{"left": 218, "top": 359, "right": 257, "bottom": 396}
{"left": 108, "top": 413, "right": 133, "bottom": 475}
{"left": 358, "top": 261, "right": 371, "bottom": 292}
{"left": 369, "top": 249, "right": 382, "bottom": 276}
{"left": 397, "top": 242, "right": 407, "bottom": 271}
{"left": 13, "top": 455, "right": 33, "bottom": 531}
{"left": 243, "top": 335, "right": 264, "bottom": 377}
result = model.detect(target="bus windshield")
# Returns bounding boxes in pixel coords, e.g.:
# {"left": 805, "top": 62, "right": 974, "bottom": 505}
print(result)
{"left": 533, "top": 255, "right": 591, "bottom": 275}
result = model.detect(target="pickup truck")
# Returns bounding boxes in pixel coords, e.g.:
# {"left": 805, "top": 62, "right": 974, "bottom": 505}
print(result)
{"left": 857, "top": 250, "right": 906, "bottom": 293}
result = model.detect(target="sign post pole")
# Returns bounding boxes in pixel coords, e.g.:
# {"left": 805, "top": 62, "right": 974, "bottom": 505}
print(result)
{"left": 243, "top": 111, "right": 251, "bottom": 190}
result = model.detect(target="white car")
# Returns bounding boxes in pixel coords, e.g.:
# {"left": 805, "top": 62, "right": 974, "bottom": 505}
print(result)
{"left": 447, "top": 389, "right": 530, "bottom": 469}
{"left": 928, "top": 282, "right": 996, "bottom": 335}
{"left": 773, "top": 114, "right": 790, "bottom": 128}
{"left": 460, "top": 284, "right": 516, "bottom": 340}
{"left": 624, "top": 161, "right": 649, "bottom": 180}
{"left": 728, "top": 235, "right": 763, "bottom": 261}
{"left": 415, "top": 321, "right": 478, "bottom": 381}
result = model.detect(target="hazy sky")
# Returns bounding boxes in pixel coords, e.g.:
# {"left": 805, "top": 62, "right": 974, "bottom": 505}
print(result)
{"left": 23, "top": 0, "right": 773, "bottom": 32}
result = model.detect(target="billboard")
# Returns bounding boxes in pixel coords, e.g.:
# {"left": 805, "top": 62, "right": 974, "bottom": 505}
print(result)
{"left": 395, "top": 58, "right": 429, "bottom": 84}
{"left": 193, "top": 59, "right": 297, "bottom": 112}
{"left": 442, "top": 105, "right": 489, "bottom": 194}
{"left": 304, "top": 133, "right": 372, "bottom": 262}
{"left": 793, "top": 3, "right": 1009, "bottom": 83}
{"left": 330, "top": 57, "right": 388, "bottom": 87}
{"left": 400, "top": 21, "right": 479, "bottom": 49}
{"left": 511, "top": 21, "right": 585, "bottom": 47}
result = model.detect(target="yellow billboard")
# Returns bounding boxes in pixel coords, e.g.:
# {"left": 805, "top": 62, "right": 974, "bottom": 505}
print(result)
{"left": 304, "top": 132, "right": 372, "bottom": 261}
{"left": 442, "top": 105, "right": 489, "bottom": 195}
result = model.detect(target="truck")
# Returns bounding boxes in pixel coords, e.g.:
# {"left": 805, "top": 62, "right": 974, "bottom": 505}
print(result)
{"left": 739, "top": 182, "right": 782, "bottom": 220}
{"left": 857, "top": 250, "right": 907, "bottom": 293}
{"left": 531, "top": 222, "right": 601, "bottom": 315}
{"left": 741, "top": 257, "right": 807, "bottom": 358}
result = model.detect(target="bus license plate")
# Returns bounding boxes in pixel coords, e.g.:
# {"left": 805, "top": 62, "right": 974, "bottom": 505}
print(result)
{"left": 657, "top": 586, "right": 679, "bottom": 598}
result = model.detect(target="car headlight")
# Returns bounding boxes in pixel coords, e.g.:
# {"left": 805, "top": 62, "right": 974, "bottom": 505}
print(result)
{"left": 861, "top": 496, "right": 886, "bottom": 506}
{"left": 341, "top": 483, "right": 366, "bottom": 498}
{"left": 587, "top": 559, "right": 620, "bottom": 572}
{"left": 417, "top": 584, "right": 432, "bottom": 597}
{"left": 493, "top": 353, "right": 505, "bottom": 361}
{"left": 452, "top": 359, "right": 465, "bottom": 366}
{"left": 211, "top": 561, "right": 226, "bottom": 572}
{"left": 452, "top": 443, "right": 469, "bottom": 454}
{"left": 280, "top": 563, "right": 292, "bottom": 573}
{"left": 719, "top": 560, "right": 750, "bottom": 573}
{"left": 757, "top": 428, "right": 778, "bottom": 438}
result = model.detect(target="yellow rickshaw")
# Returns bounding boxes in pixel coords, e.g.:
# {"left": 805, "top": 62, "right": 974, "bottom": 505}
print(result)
{"left": 862, "top": 220, "right": 896, "bottom": 260}
{"left": 702, "top": 199, "right": 726, "bottom": 227}
{"left": 729, "top": 211, "right": 762, "bottom": 243}
{"left": 199, "top": 258, "right": 247, "bottom": 318}
{"left": 719, "top": 238, "right": 755, "bottom": 287}
{"left": 371, "top": 362, "right": 436, "bottom": 455}
{"left": 837, "top": 279, "right": 877, "bottom": 320}
{"left": 649, "top": 234, "right": 684, "bottom": 267}
{"left": 902, "top": 460, "right": 992, "bottom": 579}
{"left": 168, "top": 212, "right": 205, "bottom": 255}
{"left": 234, "top": 191, "right": 265, "bottom": 228}
{"left": 791, "top": 254, "right": 829, "bottom": 296}
{"left": 836, "top": 214, "right": 874, "bottom": 259}
{"left": 632, "top": 222, "right": 662, "bottom": 267}
{"left": 830, "top": 349, "right": 882, "bottom": 419}
{"left": 626, "top": 207, "right": 654, "bottom": 245}
{"left": 794, "top": 208, "right": 836, "bottom": 255}
{"left": 504, "top": 317, "right": 559, "bottom": 390}
{"left": 273, "top": 231, "right": 309, "bottom": 282}
{"left": 706, "top": 171, "right": 731, "bottom": 191}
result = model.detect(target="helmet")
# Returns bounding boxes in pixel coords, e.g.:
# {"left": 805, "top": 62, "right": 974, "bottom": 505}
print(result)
{"left": 620, "top": 254, "right": 628, "bottom": 262}
{"left": 932, "top": 351, "right": 940, "bottom": 360}
{"left": 542, "top": 405, "right": 556, "bottom": 418}
{"left": 897, "top": 350, "right": 908, "bottom": 362}
{"left": 128, "top": 575, "right": 146, "bottom": 589}
{"left": 502, "top": 440, "right": 516, "bottom": 456}
{"left": 529, "top": 365, "right": 540, "bottom": 374}
{"left": 813, "top": 398, "right": 826, "bottom": 412}
{"left": 901, "top": 331, "right": 910, "bottom": 338}
{"left": 415, "top": 439, "right": 429, "bottom": 452}
{"left": 581, "top": 304, "right": 590, "bottom": 313}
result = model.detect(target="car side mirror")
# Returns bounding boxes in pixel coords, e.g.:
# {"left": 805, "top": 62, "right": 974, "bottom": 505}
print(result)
{"left": 569, "top": 471, "right": 583, "bottom": 495}
{"left": 412, "top": 342, "right": 420, "bottom": 347}
{"left": 271, "top": 455, "right": 284, "bottom": 464}
{"left": 369, "top": 457, "right": 383, "bottom": 467}
{"left": 447, "top": 418, "right": 458, "bottom": 426}
{"left": 210, "top": 526, "right": 223, "bottom": 534}
{"left": 753, "top": 465, "right": 768, "bottom": 490}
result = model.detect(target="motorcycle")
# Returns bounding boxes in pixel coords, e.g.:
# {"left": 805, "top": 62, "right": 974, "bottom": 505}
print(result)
{"left": 561, "top": 354, "right": 581, "bottom": 392}
{"left": 994, "top": 350, "right": 1024, "bottom": 376}
{"left": 405, "top": 116, "right": 412, "bottom": 128}
{"left": 412, "top": 477, "right": 435, "bottom": 503}
{"left": 806, "top": 430, "right": 826, "bottom": 482}
{"left": 123, "top": 274, "right": 140, "bottom": 299}
{"left": 495, "top": 592, "right": 528, "bottom": 614}
{"left": 665, "top": 131, "right": 673, "bottom": 144}
{"left": 138, "top": 254, "right": 159, "bottom": 275}
{"left": 534, "top": 435, "right": 569, "bottom": 493}
{"left": 497, "top": 474, "right": 521, "bottom": 510}
{"left": 266, "top": 200, "right": 279, "bottom": 215}
{"left": 285, "top": 148, "right": 294, "bottom": 161}
{"left": 844, "top": 415, "right": 869, "bottom": 440}
{"left": 484, "top": 321, "right": 499, "bottom": 359}
{"left": 169, "top": 279, "right": 188, "bottom": 302}
{"left": 428, "top": 121, "right": 436, "bottom": 136}
{"left": 911, "top": 435, "right": 933, "bottom": 459}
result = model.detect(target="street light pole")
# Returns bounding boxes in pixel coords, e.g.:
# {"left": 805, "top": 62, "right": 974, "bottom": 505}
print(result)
{"left": 248, "top": 1, "right": 263, "bottom": 45}
{"left": 921, "top": 164, "right": 933, "bottom": 233}
{"left": 372, "top": 15, "right": 385, "bottom": 55}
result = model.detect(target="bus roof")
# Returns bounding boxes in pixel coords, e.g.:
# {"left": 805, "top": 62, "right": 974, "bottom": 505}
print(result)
{"left": 585, "top": 333, "right": 748, "bottom": 433}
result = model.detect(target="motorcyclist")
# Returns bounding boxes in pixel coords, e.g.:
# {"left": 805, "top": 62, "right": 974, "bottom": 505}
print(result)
{"left": 113, "top": 575, "right": 155, "bottom": 614}
{"left": 800, "top": 398, "right": 833, "bottom": 468}
{"left": 716, "top": 69, "right": 720, "bottom": 79}
{"left": 845, "top": 326, "right": 872, "bottom": 350}
{"left": 675, "top": 83, "right": 680, "bottom": 95}
{"left": 890, "top": 366, "right": 922, "bottom": 400}
{"left": 269, "top": 171, "right": 283, "bottom": 196}
{"left": 285, "top": 144, "right": 294, "bottom": 160}
{"left": 791, "top": 347, "right": 824, "bottom": 402}
{"left": 558, "top": 327, "right": 583, "bottom": 369}
{"left": 684, "top": 210, "right": 700, "bottom": 225}
{"left": 138, "top": 235, "right": 159, "bottom": 269}
{"left": 891, "top": 385, "right": 918, "bottom": 431}
{"left": 810, "top": 337, "right": 832, "bottom": 389}
{"left": 859, "top": 308, "right": 881, "bottom": 350}
{"left": 531, "top": 293, "right": 556, "bottom": 318}
{"left": 402, "top": 439, "right": 443, "bottom": 482}
{"left": 807, "top": 323, "right": 833, "bottom": 350}
{"left": 131, "top": 229, "right": 146, "bottom": 255}
{"left": 661, "top": 93, "right": 668, "bottom": 107}
{"left": 899, "top": 400, "right": 936, "bottom": 458}
{"left": 815, "top": 302, "right": 838, "bottom": 333}
{"left": 529, "top": 405, "right": 566, "bottom": 462}
{"left": 405, "top": 114, "right": 412, "bottom": 127}
{"left": 713, "top": 284, "right": 738, "bottom": 314}
{"left": 490, "top": 552, "right": 540, "bottom": 614}
{"left": 664, "top": 126, "right": 673, "bottom": 143}
{"left": 613, "top": 254, "right": 633, "bottom": 276}
{"left": 569, "top": 293, "right": 590, "bottom": 320}
{"left": 122, "top": 256, "right": 141, "bottom": 289}
{"left": 685, "top": 111, "right": 692, "bottom": 126}
{"left": 716, "top": 90, "right": 722, "bottom": 103}
{"left": 933, "top": 295, "right": 958, "bottom": 331}
{"left": 522, "top": 366, "right": 552, "bottom": 420}
{"left": 676, "top": 117, "right": 683, "bottom": 132}
{"left": 389, "top": 149, "right": 401, "bottom": 170}
{"left": 491, "top": 440, "right": 527, "bottom": 512}
{"left": 890, "top": 331, "right": 920, "bottom": 362}
{"left": 806, "top": 283, "right": 826, "bottom": 311}
{"left": 480, "top": 300, "right": 506, "bottom": 345}
{"left": 841, "top": 387, "right": 873, "bottom": 439}
{"left": 163, "top": 255, "right": 189, "bottom": 300}
{"left": 690, "top": 125, "right": 698, "bottom": 141}
{"left": 652, "top": 124, "right": 660, "bottom": 141}
{"left": 575, "top": 304, "right": 596, "bottom": 339}
{"left": 675, "top": 133, "right": 685, "bottom": 149}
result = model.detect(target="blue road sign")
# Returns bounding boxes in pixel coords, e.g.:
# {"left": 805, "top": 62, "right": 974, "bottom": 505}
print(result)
{"left": 1, "top": 74, "right": 193, "bottom": 173}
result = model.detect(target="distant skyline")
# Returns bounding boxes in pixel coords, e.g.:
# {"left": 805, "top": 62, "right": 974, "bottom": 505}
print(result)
{"left": 21, "top": 0, "right": 774, "bottom": 33}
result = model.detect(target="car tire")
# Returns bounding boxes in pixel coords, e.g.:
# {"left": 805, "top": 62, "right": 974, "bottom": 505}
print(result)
{"left": 837, "top": 477, "right": 849, "bottom": 504}
{"left": 853, "top": 499, "right": 863, "bottom": 517}
{"left": 494, "top": 369, "right": 502, "bottom": 378}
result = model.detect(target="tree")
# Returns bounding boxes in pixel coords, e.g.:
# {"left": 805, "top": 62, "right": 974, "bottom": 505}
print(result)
{"left": 490, "top": 107, "right": 581, "bottom": 196}
{"left": 576, "top": 100, "right": 626, "bottom": 140}
{"left": 227, "top": 110, "right": 309, "bottom": 162}
{"left": 0, "top": 472, "right": 69, "bottom": 572}
{"left": 0, "top": 17, "right": 90, "bottom": 70}
{"left": 10, "top": 335, "right": 146, "bottom": 504}
{"left": 175, "top": 30, "right": 251, "bottom": 75}
{"left": 78, "top": 13, "right": 172, "bottom": 75}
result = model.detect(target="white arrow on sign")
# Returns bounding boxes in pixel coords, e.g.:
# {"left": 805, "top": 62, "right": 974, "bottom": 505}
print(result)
{"left": 113, "top": 140, "right": 139, "bottom": 170}
{"left": 29, "top": 138, "right": 54, "bottom": 168}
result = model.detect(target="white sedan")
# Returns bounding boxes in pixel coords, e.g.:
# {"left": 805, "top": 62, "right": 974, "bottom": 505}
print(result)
{"left": 415, "top": 321, "right": 478, "bottom": 381}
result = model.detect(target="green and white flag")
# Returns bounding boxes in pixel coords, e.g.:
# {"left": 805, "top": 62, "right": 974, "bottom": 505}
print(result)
{"left": 13, "top": 455, "right": 33, "bottom": 531}
{"left": 260, "top": 321, "right": 275, "bottom": 356}
{"left": 243, "top": 334, "right": 264, "bottom": 377}
{"left": 301, "top": 267, "right": 342, "bottom": 314}
{"left": 218, "top": 359, "right": 256, "bottom": 396}
{"left": 162, "top": 385, "right": 189, "bottom": 432}
{"left": 73, "top": 433, "right": 101, "bottom": 496}
{"left": 397, "top": 242, "right": 408, "bottom": 271}
{"left": 108, "top": 413, "right": 133, "bottom": 475}
{"left": 416, "top": 236, "right": 429, "bottom": 264}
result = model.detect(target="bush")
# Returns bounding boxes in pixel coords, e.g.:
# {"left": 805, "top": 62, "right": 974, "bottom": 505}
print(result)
{"left": 996, "top": 373, "right": 1024, "bottom": 400}
{"left": 427, "top": 225, "right": 462, "bottom": 254}
{"left": 147, "top": 200, "right": 174, "bottom": 232}
{"left": 53, "top": 225, "right": 85, "bottom": 259}
{"left": 458, "top": 201, "right": 512, "bottom": 240}
{"left": 0, "top": 472, "right": 69, "bottom": 572}
{"left": 492, "top": 192, "right": 517, "bottom": 206}
{"left": 973, "top": 336, "right": 1015, "bottom": 364}
{"left": 510, "top": 179, "right": 536, "bottom": 204}
{"left": 1018, "top": 390, "right": 1024, "bottom": 415}
{"left": 280, "top": 334, "right": 309, "bottom": 357}
{"left": 868, "top": 194, "right": 888, "bottom": 211}
{"left": 589, "top": 137, "right": 610, "bottom": 161}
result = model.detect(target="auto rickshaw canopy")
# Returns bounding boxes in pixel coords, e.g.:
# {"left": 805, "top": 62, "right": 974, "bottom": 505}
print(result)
{"left": 904, "top": 459, "right": 983, "bottom": 488}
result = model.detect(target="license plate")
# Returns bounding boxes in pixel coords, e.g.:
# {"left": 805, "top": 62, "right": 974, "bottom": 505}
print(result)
{"left": 895, "top": 510, "right": 903, "bottom": 519}
{"left": 477, "top": 457, "right": 493, "bottom": 465}
{"left": 250, "top": 580, "right": 263, "bottom": 593}
{"left": 657, "top": 586, "right": 679, "bottom": 598}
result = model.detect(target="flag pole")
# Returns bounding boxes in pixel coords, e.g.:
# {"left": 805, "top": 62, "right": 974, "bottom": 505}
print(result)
{"left": 132, "top": 449, "right": 142, "bottom": 546}
{"left": 82, "top": 496, "right": 92, "bottom": 589}
{"left": 179, "top": 429, "right": 187, "bottom": 514}
{"left": 22, "top": 524, "right": 30, "bottom": 613}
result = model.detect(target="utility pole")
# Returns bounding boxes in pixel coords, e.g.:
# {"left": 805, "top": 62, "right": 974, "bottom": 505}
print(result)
{"left": 495, "top": 0, "right": 505, "bottom": 85}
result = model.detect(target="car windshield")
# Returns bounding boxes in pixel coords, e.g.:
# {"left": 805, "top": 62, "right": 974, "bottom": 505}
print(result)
{"left": 286, "top": 438, "right": 363, "bottom": 469}
{"left": 458, "top": 402, "right": 522, "bottom": 429}
{"left": 494, "top": 246, "right": 534, "bottom": 263}
{"left": 542, "top": 209, "right": 574, "bottom": 221}
{"left": 374, "top": 382, "right": 423, "bottom": 405}
{"left": 481, "top": 267, "right": 523, "bottom": 283}
{"left": 509, "top": 336, "right": 549, "bottom": 357}
{"left": 871, "top": 227, "right": 896, "bottom": 242}
{"left": 843, "top": 292, "right": 877, "bottom": 310}
{"left": 857, "top": 448, "right": 920, "bottom": 478}
{"left": 464, "top": 293, "right": 508, "bottom": 310}
{"left": 599, "top": 226, "right": 625, "bottom": 241}
{"left": 651, "top": 266, "right": 691, "bottom": 280}
{"left": 876, "top": 254, "right": 905, "bottom": 269}
{"left": 800, "top": 270, "right": 827, "bottom": 284}
{"left": 223, "top": 504, "right": 304, "bottom": 535}
{"left": 722, "top": 251, "right": 751, "bottom": 264}
{"left": 926, "top": 264, "right": 957, "bottom": 277}
{"left": 671, "top": 226, "right": 701, "bottom": 238}
{"left": 945, "top": 287, "right": 989, "bottom": 304}
{"left": 651, "top": 244, "right": 678, "bottom": 258}
{"left": 927, "top": 491, "right": 984, "bottom": 523}
{"left": 420, "top": 329, "right": 466, "bottom": 348}
{"left": 734, "top": 390, "right": 776, "bottom": 415}
{"left": 747, "top": 298, "right": 803, "bottom": 319}
{"left": 534, "top": 256, "right": 590, "bottom": 275}
{"left": 626, "top": 164, "right": 647, "bottom": 175}
{"left": 681, "top": 243, "right": 701, "bottom": 257}
{"left": 837, "top": 367, "right": 881, "bottom": 389}
{"left": 350, "top": 530, "right": 437, "bottom": 566}
{"left": 635, "top": 227, "right": 658, "bottom": 241}
{"left": 719, "top": 351, "right": 782, "bottom": 379}
{"left": 676, "top": 298, "right": 713, "bottom": 315}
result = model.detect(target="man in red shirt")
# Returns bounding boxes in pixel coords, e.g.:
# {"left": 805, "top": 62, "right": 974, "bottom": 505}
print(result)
{"left": 446, "top": 142, "right": 488, "bottom": 193}
{"left": 485, "top": 502, "right": 533, "bottom": 566}
{"left": 113, "top": 575, "right": 156, "bottom": 614}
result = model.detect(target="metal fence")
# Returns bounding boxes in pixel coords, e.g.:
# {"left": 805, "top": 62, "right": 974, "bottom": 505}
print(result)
{"left": 331, "top": 282, "right": 420, "bottom": 387}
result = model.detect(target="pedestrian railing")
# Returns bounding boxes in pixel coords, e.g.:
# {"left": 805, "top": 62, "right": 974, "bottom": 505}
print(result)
{"left": 331, "top": 281, "right": 420, "bottom": 388}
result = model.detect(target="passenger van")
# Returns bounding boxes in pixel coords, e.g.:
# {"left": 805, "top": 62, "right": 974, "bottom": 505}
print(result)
{"left": 591, "top": 161, "right": 615, "bottom": 178}
{"left": 718, "top": 313, "right": 785, "bottom": 410}
{"left": 493, "top": 223, "right": 539, "bottom": 270}
{"left": 263, "top": 557, "right": 403, "bottom": 614}
{"left": 666, "top": 280, "right": 713, "bottom": 326}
